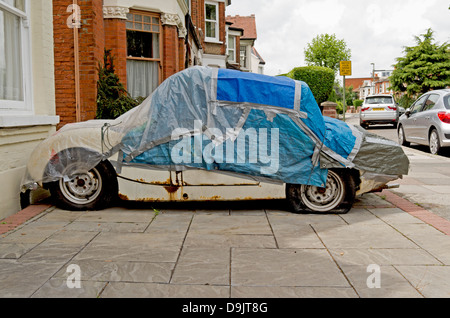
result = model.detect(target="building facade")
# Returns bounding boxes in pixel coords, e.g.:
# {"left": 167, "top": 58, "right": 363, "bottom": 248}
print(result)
{"left": 226, "top": 14, "right": 265, "bottom": 74}
{"left": 53, "top": 0, "right": 234, "bottom": 128}
{"left": 346, "top": 72, "right": 394, "bottom": 100}
{"left": 0, "top": 0, "right": 58, "bottom": 219}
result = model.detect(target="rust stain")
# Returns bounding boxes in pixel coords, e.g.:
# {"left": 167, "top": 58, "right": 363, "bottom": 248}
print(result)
{"left": 163, "top": 185, "right": 179, "bottom": 193}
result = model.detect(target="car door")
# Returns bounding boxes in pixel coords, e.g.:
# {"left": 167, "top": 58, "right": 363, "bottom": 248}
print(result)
{"left": 415, "top": 94, "right": 440, "bottom": 142}
{"left": 403, "top": 94, "right": 428, "bottom": 141}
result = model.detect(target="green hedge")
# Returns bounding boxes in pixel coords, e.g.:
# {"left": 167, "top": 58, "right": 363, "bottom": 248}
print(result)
{"left": 285, "top": 66, "right": 335, "bottom": 106}
{"left": 353, "top": 99, "right": 363, "bottom": 107}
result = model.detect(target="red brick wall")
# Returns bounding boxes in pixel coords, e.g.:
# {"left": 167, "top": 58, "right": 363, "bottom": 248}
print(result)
{"left": 53, "top": 0, "right": 104, "bottom": 128}
{"left": 104, "top": 18, "right": 127, "bottom": 87}
{"left": 162, "top": 24, "right": 179, "bottom": 80}
{"left": 53, "top": 1, "right": 77, "bottom": 128}
{"left": 78, "top": 0, "right": 104, "bottom": 122}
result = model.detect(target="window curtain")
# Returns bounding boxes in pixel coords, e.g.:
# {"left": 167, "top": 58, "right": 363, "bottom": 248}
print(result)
{"left": 126, "top": 60, "right": 159, "bottom": 99}
{"left": 0, "top": 8, "right": 23, "bottom": 101}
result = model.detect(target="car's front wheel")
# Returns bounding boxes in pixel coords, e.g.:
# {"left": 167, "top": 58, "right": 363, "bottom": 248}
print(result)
{"left": 398, "top": 125, "right": 410, "bottom": 147}
{"left": 286, "top": 169, "right": 357, "bottom": 214}
{"left": 47, "top": 160, "right": 118, "bottom": 211}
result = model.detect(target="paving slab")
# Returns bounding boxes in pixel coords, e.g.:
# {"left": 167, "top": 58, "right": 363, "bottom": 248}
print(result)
{"left": 3, "top": 175, "right": 450, "bottom": 298}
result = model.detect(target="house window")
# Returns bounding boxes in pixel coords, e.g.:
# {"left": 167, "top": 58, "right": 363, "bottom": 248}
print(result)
{"left": 0, "top": 0, "right": 30, "bottom": 111}
{"left": 205, "top": 1, "right": 218, "bottom": 41}
{"left": 227, "top": 35, "right": 235, "bottom": 63}
{"left": 126, "top": 11, "right": 161, "bottom": 98}
{"left": 240, "top": 46, "right": 247, "bottom": 68}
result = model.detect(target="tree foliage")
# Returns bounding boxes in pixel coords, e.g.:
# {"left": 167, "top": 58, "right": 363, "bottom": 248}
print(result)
{"left": 304, "top": 34, "right": 351, "bottom": 74}
{"left": 286, "top": 66, "right": 335, "bottom": 106}
{"left": 96, "top": 49, "right": 143, "bottom": 119}
{"left": 390, "top": 28, "right": 450, "bottom": 97}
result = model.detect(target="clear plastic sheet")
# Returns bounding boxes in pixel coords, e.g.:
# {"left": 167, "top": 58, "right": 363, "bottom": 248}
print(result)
{"left": 21, "top": 66, "right": 409, "bottom": 194}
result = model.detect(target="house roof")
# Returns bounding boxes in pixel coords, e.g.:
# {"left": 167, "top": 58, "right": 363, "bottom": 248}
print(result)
{"left": 226, "top": 14, "right": 257, "bottom": 40}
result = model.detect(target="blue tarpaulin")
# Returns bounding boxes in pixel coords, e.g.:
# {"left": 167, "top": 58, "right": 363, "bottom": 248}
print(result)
{"left": 119, "top": 66, "right": 363, "bottom": 187}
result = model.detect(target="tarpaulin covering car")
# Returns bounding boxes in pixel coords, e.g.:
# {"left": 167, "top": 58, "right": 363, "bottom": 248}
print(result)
{"left": 21, "top": 66, "right": 410, "bottom": 213}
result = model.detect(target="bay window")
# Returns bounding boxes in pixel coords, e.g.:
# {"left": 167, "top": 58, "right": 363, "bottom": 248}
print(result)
{"left": 126, "top": 11, "right": 161, "bottom": 99}
{"left": 0, "top": 0, "right": 30, "bottom": 112}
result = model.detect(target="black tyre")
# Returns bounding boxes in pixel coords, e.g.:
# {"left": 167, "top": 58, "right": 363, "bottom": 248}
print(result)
{"left": 398, "top": 125, "right": 410, "bottom": 147}
{"left": 286, "top": 169, "right": 357, "bottom": 214}
{"left": 429, "top": 129, "right": 441, "bottom": 155}
{"left": 47, "top": 160, "right": 118, "bottom": 211}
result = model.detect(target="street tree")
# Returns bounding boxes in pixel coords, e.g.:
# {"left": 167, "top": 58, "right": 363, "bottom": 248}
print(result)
{"left": 304, "top": 34, "right": 351, "bottom": 74}
{"left": 390, "top": 28, "right": 450, "bottom": 97}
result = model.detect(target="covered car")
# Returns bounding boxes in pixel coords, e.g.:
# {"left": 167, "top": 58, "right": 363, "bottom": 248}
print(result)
{"left": 21, "top": 66, "right": 409, "bottom": 213}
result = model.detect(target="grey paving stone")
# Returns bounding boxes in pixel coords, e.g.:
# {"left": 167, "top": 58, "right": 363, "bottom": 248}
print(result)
{"left": 231, "top": 286, "right": 358, "bottom": 298}
{"left": 395, "top": 265, "right": 450, "bottom": 298}
{"left": 101, "top": 282, "right": 229, "bottom": 298}
{"left": 53, "top": 259, "right": 174, "bottom": 283}
{"left": 313, "top": 223, "right": 418, "bottom": 249}
{"left": 171, "top": 247, "right": 230, "bottom": 285}
{"left": 329, "top": 248, "right": 441, "bottom": 266}
{"left": 32, "top": 278, "right": 107, "bottom": 298}
{"left": 231, "top": 248, "right": 349, "bottom": 287}
{"left": 341, "top": 265, "right": 422, "bottom": 298}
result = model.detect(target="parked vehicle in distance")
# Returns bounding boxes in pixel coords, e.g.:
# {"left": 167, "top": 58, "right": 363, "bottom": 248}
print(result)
{"left": 397, "top": 89, "right": 450, "bottom": 155}
{"left": 359, "top": 94, "right": 399, "bottom": 129}
{"left": 21, "top": 67, "right": 409, "bottom": 214}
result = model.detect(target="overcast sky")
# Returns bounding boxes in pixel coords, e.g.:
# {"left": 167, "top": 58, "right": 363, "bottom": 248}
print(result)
{"left": 226, "top": 0, "right": 450, "bottom": 78}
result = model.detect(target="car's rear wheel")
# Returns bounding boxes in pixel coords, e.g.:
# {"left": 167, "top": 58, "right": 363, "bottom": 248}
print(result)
{"left": 429, "top": 129, "right": 441, "bottom": 155}
{"left": 286, "top": 169, "right": 357, "bottom": 214}
{"left": 47, "top": 160, "right": 118, "bottom": 211}
{"left": 398, "top": 125, "right": 410, "bottom": 147}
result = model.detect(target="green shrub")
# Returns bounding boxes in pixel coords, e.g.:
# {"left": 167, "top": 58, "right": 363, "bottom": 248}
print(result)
{"left": 286, "top": 66, "right": 335, "bottom": 106}
{"left": 336, "top": 101, "right": 344, "bottom": 114}
{"left": 353, "top": 99, "right": 363, "bottom": 107}
{"left": 96, "top": 49, "right": 142, "bottom": 119}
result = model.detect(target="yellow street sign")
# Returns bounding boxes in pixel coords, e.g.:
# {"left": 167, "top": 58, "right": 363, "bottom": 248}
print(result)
{"left": 340, "top": 61, "right": 352, "bottom": 76}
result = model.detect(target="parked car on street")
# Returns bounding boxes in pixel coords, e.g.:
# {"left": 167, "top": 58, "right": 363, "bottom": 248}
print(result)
{"left": 397, "top": 89, "right": 450, "bottom": 155}
{"left": 21, "top": 67, "right": 409, "bottom": 214}
{"left": 359, "top": 94, "right": 400, "bottom": 129}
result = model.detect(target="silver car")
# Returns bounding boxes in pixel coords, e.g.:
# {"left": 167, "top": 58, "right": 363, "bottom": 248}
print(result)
{"left": 359, "top": 94, "right": 399, "bottom": 129}
{"left": 397, "top": 89, "right": 450, "bottom": 155}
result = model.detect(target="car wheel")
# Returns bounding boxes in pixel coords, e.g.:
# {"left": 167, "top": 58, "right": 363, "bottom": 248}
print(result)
{"left": 286, "top": 169, "right": 357, "bottom": 214}
{"left": 47, "top": 160, "right": 118, "bottom": 211}
{"left": 429, "top": 129, "right": 441, "bottom": 155}
{"left": 398, "top": 125, "right": 410, "bottom": 147}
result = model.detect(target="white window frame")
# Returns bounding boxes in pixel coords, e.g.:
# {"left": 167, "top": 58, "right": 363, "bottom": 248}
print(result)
{"left": 204, "top": 1, "right": 219, "bottom": 42}
{"left": 0, "top": 0, "right": 33, "bottom": 114}
{"left": 227, "top": 35, "right": 236, "bottom": 63}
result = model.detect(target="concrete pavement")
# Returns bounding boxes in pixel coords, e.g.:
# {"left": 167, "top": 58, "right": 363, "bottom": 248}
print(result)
{"left": 2, "top": 116, "right": 450, "bottom": 298}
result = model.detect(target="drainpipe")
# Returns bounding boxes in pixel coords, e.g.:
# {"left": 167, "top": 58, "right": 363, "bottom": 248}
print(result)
{"left": 73, "top": 0, "right": 81, "bottom": 122}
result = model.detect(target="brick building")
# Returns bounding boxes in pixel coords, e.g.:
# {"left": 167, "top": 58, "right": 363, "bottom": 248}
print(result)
{"left": 53, "top": 0, "right": 233, "bottom": 128}
{"left": 0, "top": 0, "right": 58, "bottom": 218}
{"left": 226, "top": 14, "right": 265, "bottom": 74}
